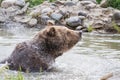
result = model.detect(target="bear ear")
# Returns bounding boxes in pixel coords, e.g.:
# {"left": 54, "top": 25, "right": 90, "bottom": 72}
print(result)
{"left": 47, "top": 27, "right": 56, "bottom": 37}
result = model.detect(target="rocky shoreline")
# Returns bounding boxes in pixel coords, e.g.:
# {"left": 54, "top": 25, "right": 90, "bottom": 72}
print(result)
{"left": 0, "top": 0, "right": 120, "bottom": 34}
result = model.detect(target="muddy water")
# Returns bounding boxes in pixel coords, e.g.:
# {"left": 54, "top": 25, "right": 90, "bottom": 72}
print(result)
{"left": 0, "top": 27, "right": 120, "bottom": 80}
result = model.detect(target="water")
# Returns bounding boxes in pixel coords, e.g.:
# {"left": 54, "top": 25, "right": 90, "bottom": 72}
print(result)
{"left": 0, "top": 27, "right": 120, "bottom": 80}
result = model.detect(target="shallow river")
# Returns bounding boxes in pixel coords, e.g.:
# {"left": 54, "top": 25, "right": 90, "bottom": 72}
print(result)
{"left": 0, "top": 27, "right": 120, "bottom": 80}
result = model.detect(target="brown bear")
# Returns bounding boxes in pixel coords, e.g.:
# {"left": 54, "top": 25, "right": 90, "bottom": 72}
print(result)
{"left": 0, "top": 24, "right": 82, "bottom": 72}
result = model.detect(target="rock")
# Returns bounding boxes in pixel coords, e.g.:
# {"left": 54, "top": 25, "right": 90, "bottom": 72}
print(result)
{"left": 29, "top": 9, "right": 41, "bottom": 17}
{"left": 100, "top": 0, "right": 108, "bottom": 8}
{"left": 92, "top": 20, "right": 104, "bottom": 29}
{"left": 0, "top": 16, "right": 6, "bottom": 23}
{"left": 14, "top": 15, "right": 32, "bottom": 23}
{"left": 80, "top": 0, "right": 97, "bottom": 4}
{"left": 28, "top": 18, "right": 37, "bottom": 27}
{"left": 0, "top": 9, "right": 8, "bottom": 23}
{"left": 47, "top": 20, "right": 55, "bottom": 26}
{"left": 50, "top": 13, "right": 63, "bottom": 21}
{"left": 66, "top": 16, "right": 82, "bottom": 28}
{"left": 64, "top": 1, "right": 76, "bottom": 6}
{"left": 113, "top": 12, "right": 120, "bottom": 20}
{"left": 85, "top": 2, "right": 96, "bottom": 10}
{"left": 100, "top": 73, "right": 113, "bottom": 80}
{"left": 78, "top": 11, "right": 87, "bottom": 17}
{"left": 113, "top": 11, "right": 120, "bottom": 26}
{"left": 41, "top": 7, "right": 53, "bottom": 15}
{"left": 54, "top": 1, "right": 64, "bottom": 6}
{"left": 76, "top": 26, "right": 83, "bottom": 30}
{"left": 15, "top": 0, "right": 25, "bottom": 7}
{"left": 39, "top": 15, "right": 51, "bottom": 25}
{"left": 80, "top": 1, "right": 95, "bottom": 6}
{"left": 1, "top": 0, "right": 25, "bottom": 8}
{"left": 59, "top": 9, "right": 70, "bottom": 19}
{"left": 15, "top": 2, "right": 29, "bottom": 15}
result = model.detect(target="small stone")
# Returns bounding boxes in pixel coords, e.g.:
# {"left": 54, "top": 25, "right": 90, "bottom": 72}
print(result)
{"left": 59, "top": 9, "right": 70, "bottom": 18}
{"left": 78, "top": 11, "right": 87, "bottom": 17}
{"left": 64, "top": 1, "right": 76, "bottom": 6}
{"left": 29, "top": 10, "right": 41, "bottom": 17}
{"left": 81, "top": 0, "right": 97, "bottom": 4}
{"left": 80, "top": 1, "right": 94, "bottom": 6}
{"left": 76, "top": 26, "right": 83, "bottom": 30}
{"left": 47, "top": 20, "right": 55, "bottom": 26}
{"left": 0, "top": 16, "right": 6, "bottom": 23}
{"left": 28, "top": 18, "right": 37, "bottom": 27}
{"left": 39, "top": 15, "right": 51, "bottom": 25}
{"left": 85, "top": 3, "right": 96, "bottom": 10}
{"left": 41, "top": 8, "right": 53, "bottom": 15}
{"left": 50, "top": 13, "right": 63, "bottom": 21}
{"left": 15, "top": 0, "right": 25, "bottom": 7}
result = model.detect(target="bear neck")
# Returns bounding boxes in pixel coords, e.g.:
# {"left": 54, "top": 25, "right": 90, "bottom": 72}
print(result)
{"left": 31, "top": 38, "right": 63, "bottom": 59}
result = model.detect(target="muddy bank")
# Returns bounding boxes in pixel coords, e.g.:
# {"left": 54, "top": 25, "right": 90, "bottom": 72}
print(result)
{"left": 0, "top": 0, "right": 120, "bottom": 33}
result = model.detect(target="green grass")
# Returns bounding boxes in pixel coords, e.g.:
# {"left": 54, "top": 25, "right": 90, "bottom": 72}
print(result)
{"left": 4, "top": 72, "right": 24, "bottom": 80}
{"left": 112, "top": 22, "right": 120, "bottom": 33}
{"left": 25, "top": 0, "right": 56, "bottom": 7}
{"left": 96, "top": 0, "right": 102, "bottom": 4}
{"left": 0, "top": 65, "right": 24, "bottom": 80}
{"left": 107, "top": 0, "right": 120, "bottom": 10}
{"left": 96, "top": 0, "right": 120, "bottom": 10}
{"left": 25, "top": 0, "right": 44, "bottom": 7}
{"left": 87, "top": 25, "right": 94, "bottom": 32}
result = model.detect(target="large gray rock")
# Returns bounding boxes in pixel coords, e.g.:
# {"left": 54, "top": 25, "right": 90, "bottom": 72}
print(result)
{"left": 66, "top": 16, "right": 82, "bottom": 28}
{"left": 113, "top": 11, "right": 120, "bottom": 26}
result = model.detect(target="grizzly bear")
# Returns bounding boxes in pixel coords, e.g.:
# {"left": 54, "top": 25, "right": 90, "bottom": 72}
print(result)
{"left": 0, "top": 24, "right": 82, "bottom": 72}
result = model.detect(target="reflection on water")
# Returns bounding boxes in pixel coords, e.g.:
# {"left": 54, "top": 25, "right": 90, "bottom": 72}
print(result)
{"left": 0, "top": 28, "right": 120, "bottom": 80}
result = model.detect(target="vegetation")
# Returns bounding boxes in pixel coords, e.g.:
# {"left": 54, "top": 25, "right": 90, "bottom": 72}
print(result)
{"left": 4, "top": 72, "right": 24, "bottom": 80}
{"left": 0, "top": 65, "right": 24, "bottom": 80}
{"left": 96, "top": 0, "right": 120, "bottom": 10}
{"left": 87, "top": 25, "right": 94, "bottom": 32}
{"left": 25, "top": 0, "right": 56, "bottom": 7}
{"left": 107, "top": 0, "right": 120, "bottom": 10}
{"left": 0, "top": 0, "right": 3, "bottom": 5}
{"left": 112, "top": 22, "right": 120, "bottom": 33}
{"left": 96, "top": 0, "right": 102, "bottom": 4}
